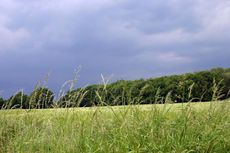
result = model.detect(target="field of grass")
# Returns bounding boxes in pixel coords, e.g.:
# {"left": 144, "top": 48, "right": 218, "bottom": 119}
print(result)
{"left": 1, "top": 101, "right": 230, "bottom": 153}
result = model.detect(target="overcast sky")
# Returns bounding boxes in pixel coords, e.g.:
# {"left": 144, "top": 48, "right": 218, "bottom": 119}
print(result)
{"left": 0, "top": 0, "right": 230, "bottom": 98}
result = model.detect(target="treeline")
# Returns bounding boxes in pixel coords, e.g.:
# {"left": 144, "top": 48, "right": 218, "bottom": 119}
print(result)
{"left": 1, "top": 67, "right": 230, "bottom": 109}
{"left": 0, "top": 88, "right": 54, "bottom": 109}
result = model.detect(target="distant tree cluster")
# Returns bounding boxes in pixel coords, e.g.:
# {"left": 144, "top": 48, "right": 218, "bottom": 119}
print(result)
{"left": 0, "top": 87, "right": 54, "bottom": 109}
{"left": 1, "top": 67, "right": 230, "bottom": 109}
{"left": 76, "top": 67, "right": 230, "bottom": 106}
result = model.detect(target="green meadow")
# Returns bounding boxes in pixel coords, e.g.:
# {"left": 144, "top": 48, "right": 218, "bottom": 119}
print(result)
{"left": 1, "top": 101, "right": 230, "bottom": 153}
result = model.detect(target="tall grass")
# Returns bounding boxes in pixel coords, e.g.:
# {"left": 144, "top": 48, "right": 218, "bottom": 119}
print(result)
{"left": 0, "top": 101, "right": 230, "bottom": 152}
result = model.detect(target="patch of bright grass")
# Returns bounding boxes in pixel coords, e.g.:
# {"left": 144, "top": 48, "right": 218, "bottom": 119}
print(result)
{"left": 0, "top": 101, "right": 230, "bottom": 152}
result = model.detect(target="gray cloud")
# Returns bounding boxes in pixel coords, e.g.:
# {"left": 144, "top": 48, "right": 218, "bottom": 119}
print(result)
{"left": 0, "top": 0, "right": 230, "bottom": 98}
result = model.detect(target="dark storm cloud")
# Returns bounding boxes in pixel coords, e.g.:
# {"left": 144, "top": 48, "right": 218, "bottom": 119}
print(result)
{"left": 0, "top": 0, "right": 230, "bottom": 98}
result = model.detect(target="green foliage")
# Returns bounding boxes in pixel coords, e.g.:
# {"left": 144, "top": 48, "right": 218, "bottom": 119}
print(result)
{"left": 5, "top": 91, "right": 28, "bottom": 109}
{"left": 74, "top": 67, "right": 230, "bottom": 106}
{"left": 2, "top": 67, "right": 230, "bottom": 109}
{"left": 29, "top": 87, "right": 54, "bottom": 109}
{"left": 0, "top": 97, "right": 5, "bottom": 108}
{"left": 58, "top": 88, "right": 88, "bottom": 107}
{"left": 223, "top": 72, "right": 230, "bottom": 98}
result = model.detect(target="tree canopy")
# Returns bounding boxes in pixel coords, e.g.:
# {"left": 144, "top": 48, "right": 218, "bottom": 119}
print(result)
{"left": 2, "top": 67, "right": 230, "bottom": 109}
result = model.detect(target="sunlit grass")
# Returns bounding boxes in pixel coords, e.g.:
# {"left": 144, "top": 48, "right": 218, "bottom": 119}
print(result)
{"left": 0, "top": 101, "right": 230, "bottom": 152}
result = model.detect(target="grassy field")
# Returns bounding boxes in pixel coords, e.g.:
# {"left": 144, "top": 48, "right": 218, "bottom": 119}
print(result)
{"left": 0, "top": 101, "right": 230, "bottom": 153}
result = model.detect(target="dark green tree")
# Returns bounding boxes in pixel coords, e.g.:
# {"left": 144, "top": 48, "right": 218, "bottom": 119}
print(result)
{"left": 0, "top": 97, "right": 5, "bottom": 109}
{"left": 58, "top": 88, "right": 88, "bottom": 107}
{"left": 223, "top": 72, "right": 230, "bottom": 98}
{"left": 29, "top": 87, "right": 54, "bottom": 109}
{"left": 6, "top": 92, "right": 28, "bottom": 109}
